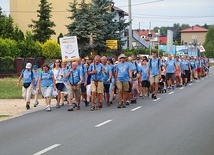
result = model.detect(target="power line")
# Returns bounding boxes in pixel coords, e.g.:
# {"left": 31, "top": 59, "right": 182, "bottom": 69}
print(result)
{"left": 118, "top": 0, "right": 164, "bottom": 7}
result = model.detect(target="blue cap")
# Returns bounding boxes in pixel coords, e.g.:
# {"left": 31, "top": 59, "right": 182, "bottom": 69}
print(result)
{"left": 33, "top": 65, "right": 38, "bottom": 69}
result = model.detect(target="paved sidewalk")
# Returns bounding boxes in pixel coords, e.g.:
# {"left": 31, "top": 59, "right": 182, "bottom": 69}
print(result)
{"left": 0, "top": 99, "right": 47, "bottom": 122}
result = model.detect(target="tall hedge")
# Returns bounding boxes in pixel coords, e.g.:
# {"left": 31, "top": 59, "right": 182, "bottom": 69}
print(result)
{"left": 42, "top": 40, "right": 61, "bottom": 59}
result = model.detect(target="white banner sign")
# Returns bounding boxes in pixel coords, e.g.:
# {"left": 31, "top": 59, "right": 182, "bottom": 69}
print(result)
{"left": 60, "top": 36, "right": 79, "bottom": 61}
{"left": 198, "top": 46, "right": 205, "bottom": 52}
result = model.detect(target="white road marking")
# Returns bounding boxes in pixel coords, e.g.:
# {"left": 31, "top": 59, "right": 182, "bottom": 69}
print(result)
{"left": 33, "top": 144, "right": 61, "bottom": 155}
{"left": 189, "top": 83, "right": 193, "bottom": 86}
{"left": 180, "top": 87, "right": 184, "bottom": 90}
{"left": 153, "top": 98, "right": 161, "bottom": 101}
{"left": 95, "top": 120, "right": 112, "bottom": 127}
{"left": 131, "top": 106, "right": 142, "bottom": 112}
{"left": 168, "top": 92, "right": 174, "bottom": 95}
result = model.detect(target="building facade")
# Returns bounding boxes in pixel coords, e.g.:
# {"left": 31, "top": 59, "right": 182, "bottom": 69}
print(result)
{"left": 180, "top": 26, "right": 208, "bottom": 45}
{"left": 10, "top": 0, "right": 91, "bottom": 40}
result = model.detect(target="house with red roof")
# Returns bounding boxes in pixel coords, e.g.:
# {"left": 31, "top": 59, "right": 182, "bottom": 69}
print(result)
{"left": 180, "top": 26, "right": 208, "bottom": 45}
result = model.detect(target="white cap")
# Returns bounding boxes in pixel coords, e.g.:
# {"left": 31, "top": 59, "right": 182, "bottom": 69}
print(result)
{"left": 25, "top": 63, "right": 32, "bottom": 69}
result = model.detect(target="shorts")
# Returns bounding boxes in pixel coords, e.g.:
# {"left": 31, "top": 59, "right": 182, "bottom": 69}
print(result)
{"left": 71, "top": 84, "right": 81, "bottom": 101}
{"left": 104, "top": 84, "right": 110, "bottom": 93}
{"left": 182, "top": 70, "right": 190, "bottom": 78}
{"left": 116, "top": 81, "right": 129, "bottom": 92}
{"left": 80, "top": 83, "right": 86, "bottom": 93}
{"left": 142, "top": 80, "right": 150, "bottom": 88}
{"left": 196, "top": 68, "right": 200, "bottom": 73}
{"left": 150, "top": 75, "right": 159, "bottom": 83}
{"left": 41, "top": 86, "right": 53, "bottom": 98}
{"left": 91, "top": 81, "right": 104, "bottom": 93}
{"left": 166, "top": 73, "right": 175, "bottom": 81}
{"left": 86, "top": 84, "right": 91, "bottom": 96}
{"left": 31, "top": 87, "right": 39, "bottom": 95}
{"left": 56, "top": 83, "right": 65, "bottom": 91}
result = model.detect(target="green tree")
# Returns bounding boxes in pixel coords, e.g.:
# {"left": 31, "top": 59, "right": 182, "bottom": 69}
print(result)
{"left": 67, "top": 0, "right": 106, "bottom": 57}
{"left": 203, "top": 26, "right": 214, "bottom": 58}
{"left": 29, "top": 0, "right": 55, "bottom": 43}
{"left": 17, "top": 31, "right": 42, "bottom": 58}
{"left": 13, "top": 25, "right": 25, "bottom": 41}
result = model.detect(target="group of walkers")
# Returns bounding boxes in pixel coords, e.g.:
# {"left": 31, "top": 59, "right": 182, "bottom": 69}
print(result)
{"left": 17, "top": 52, "right": 210, "bottom": 111}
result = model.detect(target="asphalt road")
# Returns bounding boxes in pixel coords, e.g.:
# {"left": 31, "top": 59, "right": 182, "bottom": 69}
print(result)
{"left": 1, "top": 68, "right": 214, "bottom": 155}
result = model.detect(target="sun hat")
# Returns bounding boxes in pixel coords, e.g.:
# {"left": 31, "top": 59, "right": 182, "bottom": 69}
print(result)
{"left": 25, "top": 63, "right": 32, "bottom": 69}
{"left": 118, "top": 54, "right": 127, "bottom": 59}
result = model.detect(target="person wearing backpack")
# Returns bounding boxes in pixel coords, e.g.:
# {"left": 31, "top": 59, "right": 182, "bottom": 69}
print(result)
{"left": 17, "top": 62, "right": 36, "bottom": 110}
{"left": 148, "top": 51, "right": 161, "bottom": 99}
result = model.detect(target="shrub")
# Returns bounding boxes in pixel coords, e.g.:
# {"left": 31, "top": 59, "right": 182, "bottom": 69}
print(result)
{"left": 0, "top": 38, "right": 20, "bottom": 57}
{"left": 42, "top": 40, "right": 61, "bottom": 59}
{"left": 0, "top": 56, "right": 15, "bottom": 73}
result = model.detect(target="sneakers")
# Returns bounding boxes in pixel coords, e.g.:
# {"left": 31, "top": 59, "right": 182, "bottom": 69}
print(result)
{"left": 153, "top": 96, "right": 157, "bottom": 99}
{"left": 84, "top": 100, "right": 89, "bottom": 107}
{"left": 68, "top": 106, "right": 73, "bottom": 111}
{"left": 46, "top": 106, "right": 52, "bottom": 112}
{"left": 117, "top": 104, "right": 122, "bottom": 108}
{"left": 59, "top": 103, "right": 64, "bottom": 107}
{"left": 151, "top": 93, "right": 154, "bottom": 99}
{"left": 126, "top": 101, "right": 130, "bottom": 106}
{"left": 34, "top": 101, "right": 39, "bottom": 107}
{"left": 172, "top": 85, "right": 175, "bottom": 90}
{"left": 55, "top": 104, "right": 60, "bottom": 109}
{"left": 131, "top": 100, "right": 137, "bottom": 104}
{"left": 26, "top": 104, "right": 30, "bottom": 110}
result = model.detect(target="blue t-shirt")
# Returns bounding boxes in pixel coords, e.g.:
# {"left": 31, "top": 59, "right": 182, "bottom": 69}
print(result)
{"left": 40, "top": 70, "right": 54, "bottom": 87}
{"left": 190, "top": 60, "right": 196, "bottom": 69}
{"left": 89, "top": 63, "right": 104, "bottom": 81}
{"left": 69, "top": 68, "right": 82, "bottom": 85}
{"left": 61, "top": 68, "right": 69, "bottom": 83}
{"left": 116, "top": 62, "right": 131, "bottom": 82}
{"left": 175, "top": 60, "right": 182, "bottom": 73}
{"left": 195, "top": 60, "right": 201, "bottom": 68}
{"left": 33, "top": 71, "right": 41, "bottom": 87}
{"left": 102, "top": 64, "right": 112, "bottom": 84}
{"left": 77, "top": 64, "right": 87, "bottom": 83}
{"left": 165, "top": 59, "right": 175, "bottom": 73}
{"left": 149, "top": 58, "right": 161, "bottom": 75}
{"left": 109, "top": 64, "right": 115, "bottom": 84}
{"left": 182, "top": 60, "right": 190, "bottom": 71}
{"left": 140, "top": 65, "right": 149, "bottom": 81}
{"left": 21, "top": 69, "right": 34, "bottom": 84}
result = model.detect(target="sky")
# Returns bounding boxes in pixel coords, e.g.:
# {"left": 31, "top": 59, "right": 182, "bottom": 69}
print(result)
{"left": 0, "top": 0, "right": 214, "bottom": 30}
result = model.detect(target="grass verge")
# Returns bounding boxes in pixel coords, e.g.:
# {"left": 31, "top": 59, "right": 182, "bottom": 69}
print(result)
{"left": 0, "top": 115, "right": 11, "bottom": 118}
{"left": 0, "top": 77, "right": 22, "bottom": 99}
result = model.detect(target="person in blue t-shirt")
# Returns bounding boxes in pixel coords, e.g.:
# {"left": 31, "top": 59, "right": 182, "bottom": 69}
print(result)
{"left": 76, "top": 58, "right": 88, "bottom": 106}
{"left": 32, "top": 65, "right": 41, "bottom": 107}
{"left": 38, "top": 64, "right": 56, "bottom": 111}
{"left": 148, "top": 51, "right": 161, "bottom": 99}
{"left": 88, "top": 55, "right": 104, "bottom": 111}
{"left": 189, "top": 56, "right": 196, "bottom": 82}
{"left": 101, "top": 56, "right": 112, "bottom": 107}
{"left": 107, "top": 58, "right": 116, "bottom": 104}
{"left": 195, "top": 56, "right": 201, "bottom": 80}
{"left": 181, "top": 55, "right": 192, "bottom": 86}
{"left": 115, "top": 54, "right": 132, "bottom": 108}
{"left": 165, "top": 55, "right": 176, "bottom": 90}
{"left": 17, "top": 62, "right": 36, "bottom": 110}
{"left": 175, "top": 56, "right": 183, "bottom": 87}
{"left": 139, "top": 59, "right": 150, "bottom": 98}
{"left": 66, "top": 61, "right": 83, "bottom": 111}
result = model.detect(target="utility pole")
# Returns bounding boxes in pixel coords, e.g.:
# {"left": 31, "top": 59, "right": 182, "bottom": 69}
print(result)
{"left": 149, "top": 22, "right": 152, "bottom": 55}
{"left": 128, "top": 0, "right": 132, "bottom": 49}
